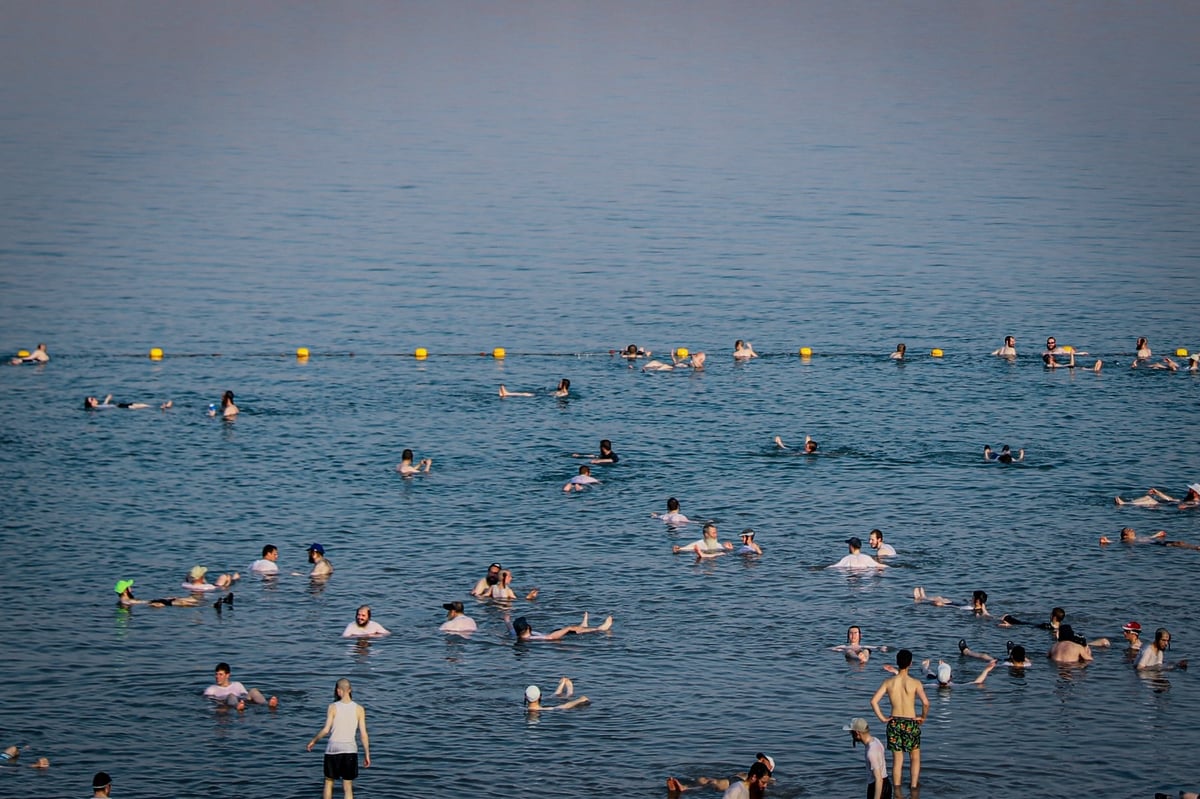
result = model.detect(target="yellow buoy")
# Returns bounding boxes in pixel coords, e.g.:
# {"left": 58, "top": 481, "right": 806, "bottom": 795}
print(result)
{"left": 296, "top": 347, "right": 310, "bottom": 358}
{"left": 414, "top": 348, "right": 428, "bottom": 359}
{"left": 1061, "top": 345, "right": 1074, "bottom": 354}
{"left": 931, "top": 348, "right": 944, "bottom": 357}
{"left": 799, "top": 347, "right": 812, "bottom": 357}
{"left": 492, "top": 347, "right": 506, "bottom": 359}
{"left": 16, "top": 350, "right": 29, "bottom": 358}
{"left": 1176, "top": 348, "right": 1189, "bottom": 357}
{"left": 149, "top": 347, "right": 164, "bottom": 360}
{"left": 675, "top": 347, "right": 689, "bottom": 359}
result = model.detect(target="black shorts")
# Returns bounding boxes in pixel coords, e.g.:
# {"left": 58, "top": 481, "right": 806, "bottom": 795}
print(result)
{"left": 324, "top": 753, "right": 358, "bottom": 781}
{"left": 868, "top": 779, "right": 893, "bottom": 799}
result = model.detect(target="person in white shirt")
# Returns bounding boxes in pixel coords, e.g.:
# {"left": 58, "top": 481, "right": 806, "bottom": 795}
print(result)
{"left": 439, "top": 601, "right": 477, "bottom": 634}
{"left": 1135, "top": 627, "right": 1187, "bottom": 671}
{"left": 653, "top": 496, "right": 690, "bottom": 525}
{"left": 673, "top": 523, "right": 734, "bottom": 557}
{"left": 203, "top": 662, "right": 277, "bottom": 710}
{"left": 831, "top": 538, "right": 887, "bottom": 570}
{"left": 250, "top": 544, "right": 279, "bottom": 574}
{"left": 844, "top": 717, "right": 890, "bottom": 799}
{"left": 564, "top": 465, "right": 601, "bottom": 492}
{"left": 342, "top": 605, "right": 390, "bottom": 637}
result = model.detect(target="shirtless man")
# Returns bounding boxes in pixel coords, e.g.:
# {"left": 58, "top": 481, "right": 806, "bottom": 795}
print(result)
{"left": 11, "top": 343, "right": 49, "bottom": 364}
{"left": 1047, "top": 624, "right": 1093, "bottom": 664}
{"left": 1114, "top": 488, "right": 1178, "bottom": 508}
{"left": 870, "top": 649, "right": 929, "bottom": 789}
{"left": 1099, "top": 527, "right": 1167, "bottom": 545}
{"left": 868, "top": 529, "right": 896, "bottom": 558}
{"left": 991, "top": 335, "right": 1016, "bottom": 358}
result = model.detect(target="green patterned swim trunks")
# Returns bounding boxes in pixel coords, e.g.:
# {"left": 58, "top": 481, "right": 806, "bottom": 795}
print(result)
{"left": 886, "top": 717, "right": 921, "bottom": 752}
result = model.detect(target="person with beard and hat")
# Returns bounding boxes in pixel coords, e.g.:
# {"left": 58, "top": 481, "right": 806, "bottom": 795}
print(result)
{"left": 844, "top": 717, "right": 890, "bottom": 799}
{"left": 439, "top": 601, "right": 477, "bottom": 634}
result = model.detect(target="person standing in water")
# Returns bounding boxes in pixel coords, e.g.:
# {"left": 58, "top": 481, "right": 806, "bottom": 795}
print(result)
{"left": 308, "top": 677, "right": 370, "bottom": 799}
{"left": 870, "top": 649, "right": 929, "bottom": 790}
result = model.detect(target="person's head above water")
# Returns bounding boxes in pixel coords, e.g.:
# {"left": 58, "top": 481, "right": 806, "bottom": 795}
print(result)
{"left": 896, "top": 649, "right": 913, "bottom": 669}
{"left": 402, "top": 448, "right": 414, "bottom": 462}
{"left": 666, "top": 497, "right": 680, "bottom": 512}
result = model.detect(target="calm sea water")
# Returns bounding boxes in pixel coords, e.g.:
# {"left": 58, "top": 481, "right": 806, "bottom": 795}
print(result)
{"left": 2, "top": 3, "right": 1199, "bottom": 798}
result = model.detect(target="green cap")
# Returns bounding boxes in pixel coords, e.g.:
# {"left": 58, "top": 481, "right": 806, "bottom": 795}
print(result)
{"left": 114, "top": 579, "right": 134, "bottom": 594}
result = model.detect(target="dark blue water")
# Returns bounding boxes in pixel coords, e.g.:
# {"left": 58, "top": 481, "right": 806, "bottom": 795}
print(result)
{"left": 2, "top": 3, "right": 1199, "bottom": 798}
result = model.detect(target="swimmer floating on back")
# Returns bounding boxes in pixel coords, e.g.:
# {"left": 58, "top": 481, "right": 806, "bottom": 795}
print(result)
{"left": 523, "top": 677, "right": 590, "bottom": 711}
{"left": 774, "top": 434, "right": 818, "bottom": 453}
{"left": 84, "top": 394, "right": 165, "bottom": 410}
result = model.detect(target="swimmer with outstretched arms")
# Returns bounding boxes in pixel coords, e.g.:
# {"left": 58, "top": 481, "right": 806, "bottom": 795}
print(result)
{"left": 832, "top": 625, "right": 887, "bottom": 664}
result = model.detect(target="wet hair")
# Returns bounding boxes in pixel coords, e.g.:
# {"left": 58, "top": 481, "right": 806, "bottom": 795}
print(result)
{"left": 1057, "top": 624, "right": 1075, "bottom": 643}
{"left": 973, "top": 590, "right": 988, "bottom": 604}
{"left": 625, "top": 344, "right": 638, "bottom": 355}
{"left": 703, "top": 523, "right": 717, "bottom": 536}
{"left": 735, "top": 339, "right": 745, "bottom": 349}
{"left": 804, "top": 439, "right": 818, "bottom": 452}
{"left": 847, "top": 625, "right": 861, "bottom": 641}
{"left": 1009, "top": 644, "right": 1027, "bottom": 663}
{"left": 1005, "top": 335, "right": 1015, "bottom": 346}
{"left": 512, "top": 617, "right": 531, "bottom": 637}
{"left": 1155, "top": 628, "right": 1170, "bottom": 648}
{"left": 1051, "top": 607, "right": 1066, "bottom": 623}
{"left": 667, "top": 497, "right": 680, "bottom": 511}
{"left": 221, "top": 390, "right": 235, "bottom": 407}
{"left": 1137, "top": 337, "right": 1148, "bottom": 348}
{"left": 747, "top": 762, "right": 769, "bottom": 781}
{"left": 579, "top": 465, "right": 591, "bottom": 476}
{"left": 356, "top": 605, "right": 371, "bottom": 620}
{"left": 895, "top": 343, "right": 906, "bottom": 354}
{"left": 402, "top": 448, "right": 414, "bottom": 461}
{"left": 896, "top": 649, "right": 913, "bottom": 669}
{"left": 262, "top": 544, "right": 277, "bottom": 557}
{"left": 599, "top": 439, "right": 612, "bottom": 451}
{"left": 558, "top": 378, "right": 570, "bottom": 391}
{"left": 869, "top": 528, "right": 883, "bottom": 541}
{"left": 1042, "top": 353, "right": 1053, "bottom": 364}
{"left": 215, "top": 662, "right": 231, "bottom": 674}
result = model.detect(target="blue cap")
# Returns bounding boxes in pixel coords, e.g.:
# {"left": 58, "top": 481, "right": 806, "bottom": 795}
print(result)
{"left": 307, "top": 543, "right": 325, "bottom": 554}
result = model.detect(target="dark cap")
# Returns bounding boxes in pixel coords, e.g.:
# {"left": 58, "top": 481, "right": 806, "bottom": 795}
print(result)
{"left": 443, "top": 601, "right": 464, "bottom": 613}
{"left": 307, "top": 543, "right": 325, "bottom": 554}
{"left": 93, "top": 772, "right": 112, "bottom": 789}
{"left": 846, "top": 537, "right": 862, "bottom": 549}
{"left": 741, "top": 528, "right": 755, "bottom": 538}
{"left": 488, "top": 562, "right": 502, "bottom": 571}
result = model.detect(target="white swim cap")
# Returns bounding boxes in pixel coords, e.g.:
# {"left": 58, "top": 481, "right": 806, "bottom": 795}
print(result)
{"left": 524, "top": 685, "right": 541, "bottom": 703}
{"left": 937, "top": 663, "right": 952, "bottom": 684}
